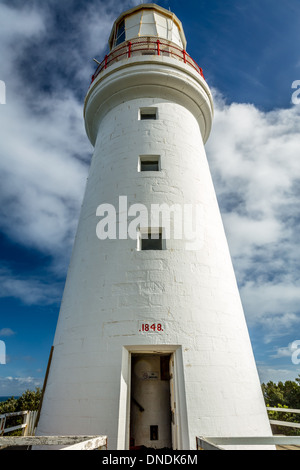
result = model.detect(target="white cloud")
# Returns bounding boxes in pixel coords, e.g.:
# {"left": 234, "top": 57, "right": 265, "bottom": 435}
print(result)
{"left": 0, "top": 1, "right": 149, "bottom": 311}
{"left": 0, "top": 328, "right": 16, "bottom": 337}
{"left": 0, "top": 376, "right": 43, "bottom": 396}
{"left": 208, "top": 94, "right": 300, "bottom": 237}
{"left": 0, "top": 4, "right": 92, "bottom": 266}
{"left": 0, "top": 0, "right": 299, "bottom": 358}
{"left": 240, "top": 281, "right": 300, "bottom": 327}
{"left": 257, "top": 366, "right": 298, "bottom": 384}
{"left": 0, "top": 268, "right": 61, "bottom": 305}
{"left": 206, "top": 91, "right": 300, "bottom": 341}
{"left": 0, "top": 1, "right": 140, "bottom": 267}
{"left": 222, "top": 213, "right": 282, "bottom": 256}
{"left": 271, "top": 342, "right": 300, "bottom": 359}
{"left": 0, "top": 95, "right": 90, "bottom": 256}
{"left": 0, "top": 3, "right": 45, "bottom": 91}
{"left": 0, "top": 3, "right": 45, "bottom": 44}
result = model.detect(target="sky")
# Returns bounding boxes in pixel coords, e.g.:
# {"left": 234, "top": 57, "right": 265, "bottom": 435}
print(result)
{"left": 0, "top": 0, "right": 300, "bottom": 397}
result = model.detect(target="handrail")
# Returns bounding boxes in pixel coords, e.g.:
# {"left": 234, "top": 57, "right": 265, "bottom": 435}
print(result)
{"left": 197, "top": 407, "right": 300, "bottom": 450}
{"left": 91, "top": 37, "right": 205, "bottom": 84}
{"left": 0, "top": 409, "right": 107, "bottom": 450}
{"left": 269, "top": 419, "right": 300, "bottom": 429}
{"left": 196, "top": 435, "right": 300, "bottom": 450}
{"left": 267, "top": 407, "right": 300, "bottom": 414}
{"left": 0, "top": 435, "right": 107, "bottom": 450}
{"left": 0, "top": 410, "right": 37, "bottom": 437}
{"left": 267, "top": 406, "right": 300, "bottom": 429}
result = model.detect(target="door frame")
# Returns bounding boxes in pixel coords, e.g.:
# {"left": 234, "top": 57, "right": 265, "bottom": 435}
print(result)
{"left": 117, "top": 345, "right": 189, "bottom": 450}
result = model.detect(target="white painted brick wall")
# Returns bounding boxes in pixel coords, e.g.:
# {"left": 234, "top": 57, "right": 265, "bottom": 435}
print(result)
{"left": 37, "top": 64, "right": 273, "bottom": 449}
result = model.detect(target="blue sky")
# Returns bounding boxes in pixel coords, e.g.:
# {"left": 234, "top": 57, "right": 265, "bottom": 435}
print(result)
{"left": 0, "top": 0, "right": 300, "bottom": 396}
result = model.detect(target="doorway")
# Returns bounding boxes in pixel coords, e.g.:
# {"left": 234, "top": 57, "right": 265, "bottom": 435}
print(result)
{"left": 130, "top": 353, "right": 173, "bottom": 449}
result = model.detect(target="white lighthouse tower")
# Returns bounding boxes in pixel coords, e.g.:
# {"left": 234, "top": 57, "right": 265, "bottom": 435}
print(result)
{"left": 36, "top": 4, "right": 273, "bottom": 449}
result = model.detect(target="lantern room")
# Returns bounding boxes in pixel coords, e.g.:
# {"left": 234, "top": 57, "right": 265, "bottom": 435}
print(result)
{"left": 108, "top": 3, "right": 187, "bottom": 51}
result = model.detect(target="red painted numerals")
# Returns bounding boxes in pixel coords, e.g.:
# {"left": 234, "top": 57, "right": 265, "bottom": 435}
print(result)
{"left": 139, "top": 323, "right": 163, "bottom": 333}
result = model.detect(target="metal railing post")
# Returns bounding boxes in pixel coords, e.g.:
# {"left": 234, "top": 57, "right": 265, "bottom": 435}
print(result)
{"left": 22, "top": 412, "right": 28, "bottom": 436}
{"left": 0, "top": 416, "right": 6, "bottom": 436}
{"left": 157, "top": 39, "right": 160, "bottom": 56}
{"left": 128, "top": 41, "right": 132, "bottom": 58}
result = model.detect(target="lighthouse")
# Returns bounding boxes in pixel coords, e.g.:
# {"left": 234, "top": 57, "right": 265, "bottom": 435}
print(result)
{"left": 36, "top": 4, "right": 273, "bottom": 449}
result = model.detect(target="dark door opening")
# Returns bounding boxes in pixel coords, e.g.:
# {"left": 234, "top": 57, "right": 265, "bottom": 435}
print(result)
{"left": 130, "top": 353, "right": 172, "bottom": 450}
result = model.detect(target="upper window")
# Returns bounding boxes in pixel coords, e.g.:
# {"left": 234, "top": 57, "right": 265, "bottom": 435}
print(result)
{"left": 139, "top": 229, "right": 163, "bottom": 251}
{"left": 139, "top": 107, "right": 158, "bottom": 120}
{"left": 138, "top": 155, "right": 160, "bottom": 172}
{"left": 115, "top": 20, "right": 125, "bottom": 47}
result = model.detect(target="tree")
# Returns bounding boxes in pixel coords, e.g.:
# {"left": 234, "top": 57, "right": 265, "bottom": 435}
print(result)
{"left": 262, "top": 376, "right": 300, "bottom": 436}
{"left": 15, "top": 388, "right": 42, "bottom": 412}
{"left": 0, "top": 388, "right": 42, "bottom": 414}
{"left": 261, "top": 381, "right": 285, "bottom": 407}
{"left": 283, "top": 379, "right": 300, "bottom": 409}
{"left": 0, "top": 388, "right": 42, "bottom": 436}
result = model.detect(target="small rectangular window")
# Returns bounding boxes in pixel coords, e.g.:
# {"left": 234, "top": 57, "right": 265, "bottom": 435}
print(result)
{"left": 142, "top": 232, "right": 162, "bottom": 251}
{"left": 139, "top": 107, "right": 157, "bottom": 120}
{"left": 138, "top": 155, "right": 160, "bottom": 172}
{"left": 141, "top": 160, "right": 159, "bottom": 171}
{"left": 138, "top": 229, "right": 163, "bottom": 251}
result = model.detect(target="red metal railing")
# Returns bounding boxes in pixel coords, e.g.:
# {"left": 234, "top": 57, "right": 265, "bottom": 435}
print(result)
{"left": 91, "top": 37, "right": 205, "bottom": 84}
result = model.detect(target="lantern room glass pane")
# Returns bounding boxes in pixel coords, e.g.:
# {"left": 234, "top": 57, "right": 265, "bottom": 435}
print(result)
{"left": 115, "top": 20, "right": 125, "bottom": 46}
